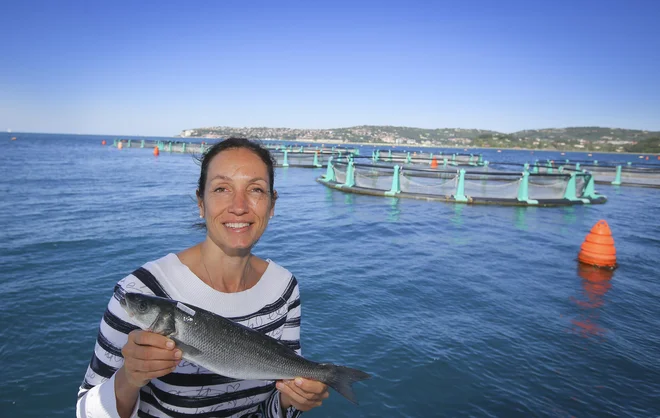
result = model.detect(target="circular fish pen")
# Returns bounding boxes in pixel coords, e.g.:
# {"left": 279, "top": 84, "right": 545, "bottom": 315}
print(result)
{"left": 316, "top": 158, "right": 607, "bottom": 206}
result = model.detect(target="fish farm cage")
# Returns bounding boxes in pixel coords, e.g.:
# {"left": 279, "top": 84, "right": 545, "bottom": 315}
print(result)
{"left": 372, "top": 149, "right": 485, "bottom": 166}
{"left": 316, "top": 157, "right": 607, "bottom": 206}
{"left": 111, "top": 139, "right": 659, "bottom": 190}
{"left": 112, "top": 139, "right": 359, "bottom": 167}
{"left": 466, "top": 160, "right": 660, "bottom": 189}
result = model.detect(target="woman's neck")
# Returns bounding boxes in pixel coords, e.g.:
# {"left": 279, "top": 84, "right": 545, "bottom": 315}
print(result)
{"left": 198, "top": 241, "right": 253, "bottom": 293}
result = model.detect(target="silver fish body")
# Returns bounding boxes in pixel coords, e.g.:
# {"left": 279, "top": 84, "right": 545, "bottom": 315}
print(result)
{"left": 120, "top": 292, "right": 370, "bottom": 404}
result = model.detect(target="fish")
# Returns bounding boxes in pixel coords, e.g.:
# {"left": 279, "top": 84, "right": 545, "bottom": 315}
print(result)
{"left": 119, "top": 292, "right": 371, "bottom": 404}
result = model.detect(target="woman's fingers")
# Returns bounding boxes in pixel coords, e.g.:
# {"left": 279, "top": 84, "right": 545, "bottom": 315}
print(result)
{"left": 284, "top": 378, "right": 328, "bottom": 400}
{"left": 277, "top": 378, "right": 329, "bottom": 411}
{"left": 293, "top": 378, "right": 328, "bottom": 397}
{"left": 121, "top": 330, "right": 181, "bottom": 387}
{"left": 131, "top": 329, "right": 175, "bottom": 349}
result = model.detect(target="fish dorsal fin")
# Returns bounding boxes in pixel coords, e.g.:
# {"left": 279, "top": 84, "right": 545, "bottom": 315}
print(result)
{"left": 149, "top": 311, "right": 176, "bottom": 336}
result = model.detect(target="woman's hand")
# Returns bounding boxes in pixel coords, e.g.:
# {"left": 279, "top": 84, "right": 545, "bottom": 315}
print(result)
{"left": 115, "top": 330, "right": 182, "bottom": 417}
{"left": 120, "top": 330, "right": 182, "bottom": 388}
{"left": 277, "top": 378, "right": 330, "bottom": 411}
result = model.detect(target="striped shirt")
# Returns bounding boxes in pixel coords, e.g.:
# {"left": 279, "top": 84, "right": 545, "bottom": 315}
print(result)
{"left": 77, "top": 253, "right": 303, "bottom": 418}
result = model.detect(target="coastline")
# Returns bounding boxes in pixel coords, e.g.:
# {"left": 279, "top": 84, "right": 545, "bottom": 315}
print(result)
{"left": 254, "top": 138, "right": 659, "bottom": 157}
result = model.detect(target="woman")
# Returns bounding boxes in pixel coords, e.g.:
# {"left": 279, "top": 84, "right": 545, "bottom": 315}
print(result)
{"left": 77, "top": 138, "right": 329, "bottom": 418}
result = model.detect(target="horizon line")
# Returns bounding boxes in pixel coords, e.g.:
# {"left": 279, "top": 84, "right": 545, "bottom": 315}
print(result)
{"left": 5, "top": 124, "right": 660, "bottom": 138}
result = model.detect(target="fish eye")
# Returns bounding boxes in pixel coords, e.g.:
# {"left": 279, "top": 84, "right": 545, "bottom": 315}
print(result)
{"left": 138, "top": 301, "right": 149, "bottom": 313}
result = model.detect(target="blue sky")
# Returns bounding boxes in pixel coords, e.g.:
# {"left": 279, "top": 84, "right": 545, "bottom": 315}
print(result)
{"left": 1, "top": 0, "right": 658, "bottom": 136}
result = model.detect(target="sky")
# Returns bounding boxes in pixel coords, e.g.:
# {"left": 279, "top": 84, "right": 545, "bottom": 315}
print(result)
{"left": 1, "top": 0, "right": 659, "bottom": 136}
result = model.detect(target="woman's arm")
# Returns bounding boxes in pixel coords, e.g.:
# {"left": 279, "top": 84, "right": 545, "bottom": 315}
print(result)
{"left": 76, "top": 282, "right": 180, "bottom": 418}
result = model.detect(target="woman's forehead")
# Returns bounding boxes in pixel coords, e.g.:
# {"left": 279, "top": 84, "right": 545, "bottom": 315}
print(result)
{"left": 207, "top": 148, "right": 269, "bottom": 179}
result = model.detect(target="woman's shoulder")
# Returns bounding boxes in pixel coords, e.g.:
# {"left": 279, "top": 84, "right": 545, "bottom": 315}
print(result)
{"left": 259, "top": 258, "right": 301, "bottom": 302}
{"left": 263, "top": 258, "right": 296, "bottom": 282}
{"left": 115, "top": 253, "right": 183, "bottom": 296}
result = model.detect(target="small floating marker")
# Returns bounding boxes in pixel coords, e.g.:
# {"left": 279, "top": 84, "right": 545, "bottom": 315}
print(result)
{"left": 153, "top": 146, "right": 160, "bottom": 156}
{"left": 101, "top": 140, "right": 106, "bottom": 145}
{"left": 430, "top": 157, "right": 438, "bottom": 168}
{"left": 497, "top": 149, "right": 502, "bottom": 153}
{"left": 11, "top": 136, "right": 17, "bottom": 141}
{"left": 117, "top": 141, "right": 123, "bottom": 150}
{"left": 645, "top": 156, "right": 649, "bottom": 160}
{"left": 588, "top": 153, "right": 592, "bottom": 157}
{"left": 578, "top": 220, "right": 617, "bottom": 269}
{"left": 639, "top": 155, "right": 643, "bottom": 159}
{"left": 561, "top": 152, "right": 565, "bottom": 156}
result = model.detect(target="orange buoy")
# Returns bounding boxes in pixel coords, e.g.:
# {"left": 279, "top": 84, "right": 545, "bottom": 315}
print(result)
{"left": 153, "top": 146, "right": 160, "bottom": 156}
{"left": 101, "top": 140, "right": 106, "bottom": 145}
{"left": 430, "top": 157, "right": 438, "bottom": 168}
{"left": 117, "top": 141, "right": 123, "bottom": 150}
{"left": 645, "top": 156, "right": 649, "bottom": 160}
{"left": 578, "top": 220, "right": 617, "bottom": 269}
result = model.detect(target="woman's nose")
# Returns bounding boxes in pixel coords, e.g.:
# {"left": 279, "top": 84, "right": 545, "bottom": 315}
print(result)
{"left": 229, "top": 190, "right": 248, "bottom": 214}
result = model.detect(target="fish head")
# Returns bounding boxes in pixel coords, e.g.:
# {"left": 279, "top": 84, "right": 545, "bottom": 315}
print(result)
{"left": 120, "top": 292, "right": 177, "bottom": 335}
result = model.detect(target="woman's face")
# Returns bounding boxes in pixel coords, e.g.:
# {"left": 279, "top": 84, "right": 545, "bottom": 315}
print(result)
{"left": 199, "top": 147, "right": 275, "bottom": 255}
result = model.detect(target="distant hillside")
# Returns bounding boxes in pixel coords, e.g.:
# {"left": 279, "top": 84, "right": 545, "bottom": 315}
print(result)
{"left": 625, "top": 136, "right": 660, "bottom": 153}
{"left": 179, "top": 125, "right": 660, "bottom": 152}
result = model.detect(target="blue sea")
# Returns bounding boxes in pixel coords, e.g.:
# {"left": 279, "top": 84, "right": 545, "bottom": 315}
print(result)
{"left": 1, "top": 132, "right": 659, "bottom": 418}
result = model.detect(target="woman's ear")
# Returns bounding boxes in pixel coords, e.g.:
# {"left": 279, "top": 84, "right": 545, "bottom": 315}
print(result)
{"left": 197, "top": 190, "right": 204, "bottom": 218}
{"left": 269, "top": 190, "right": 277, "bottom": 219}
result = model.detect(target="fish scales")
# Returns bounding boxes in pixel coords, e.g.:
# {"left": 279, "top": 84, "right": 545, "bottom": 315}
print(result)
{"left": 174, "top": 306, "right": 329, "bottom": 381}
{"left": 120, "top": 292, "right": 370, "bottom": 404}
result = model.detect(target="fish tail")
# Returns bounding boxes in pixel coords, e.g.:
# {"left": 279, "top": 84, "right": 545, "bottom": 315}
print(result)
{"left": 322, "top": 364, "right": 371, "bottom": 405}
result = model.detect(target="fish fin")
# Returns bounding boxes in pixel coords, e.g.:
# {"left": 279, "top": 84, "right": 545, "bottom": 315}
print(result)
{"left": 171, "top": 338, "right": 203, "bottom": 357}
{"left": 321, "top": 364, "right": 371, "bottom": 405}
{"left": 150, "top": 311, "right": 176, "bottom": 336}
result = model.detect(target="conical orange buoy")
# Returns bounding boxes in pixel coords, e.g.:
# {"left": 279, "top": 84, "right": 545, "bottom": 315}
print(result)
{"left": 101, "top": 140, "right": 106, "bottom": 145}
{"left": 578, "top": 220, "right": 617, "bottom": 269}
{"left": 117, "top": 141, "right": 123, "bottom": 150}
{"left": 153, "top": 146, "right": 160, "bottom": 156}
{"left": 430, "top": 157, "right": 438, "bottom": 168}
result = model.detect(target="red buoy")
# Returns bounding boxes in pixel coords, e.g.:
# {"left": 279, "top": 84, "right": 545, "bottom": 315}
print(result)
{"left": 154, "top": 146, "right": 160, "bottom": 156}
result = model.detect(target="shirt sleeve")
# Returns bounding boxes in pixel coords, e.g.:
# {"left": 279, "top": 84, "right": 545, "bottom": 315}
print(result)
{"left": 76, "top": 281, "right": 141, "bottom": 418}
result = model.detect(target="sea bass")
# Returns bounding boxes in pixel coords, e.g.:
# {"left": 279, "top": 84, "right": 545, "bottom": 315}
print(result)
{"left": 120, "top": 292, "right": 370, "bottom": 404}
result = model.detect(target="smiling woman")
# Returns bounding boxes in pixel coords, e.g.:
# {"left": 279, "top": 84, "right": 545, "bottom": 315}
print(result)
{"left": 76, "top": 138, "right": 331, "bottom": 418}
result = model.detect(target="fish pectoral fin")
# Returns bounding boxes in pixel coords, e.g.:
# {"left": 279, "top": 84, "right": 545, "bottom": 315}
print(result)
{"left": 171, "top": 338, "right": 203, "bottom": 357}
{"left": 150, "top": 311, "right": 176, "bottom": 336}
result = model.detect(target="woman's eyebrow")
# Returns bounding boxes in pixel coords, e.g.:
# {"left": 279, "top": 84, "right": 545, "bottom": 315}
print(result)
{"left": 209, "top": 174, "right": 267, "bottom": 183}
